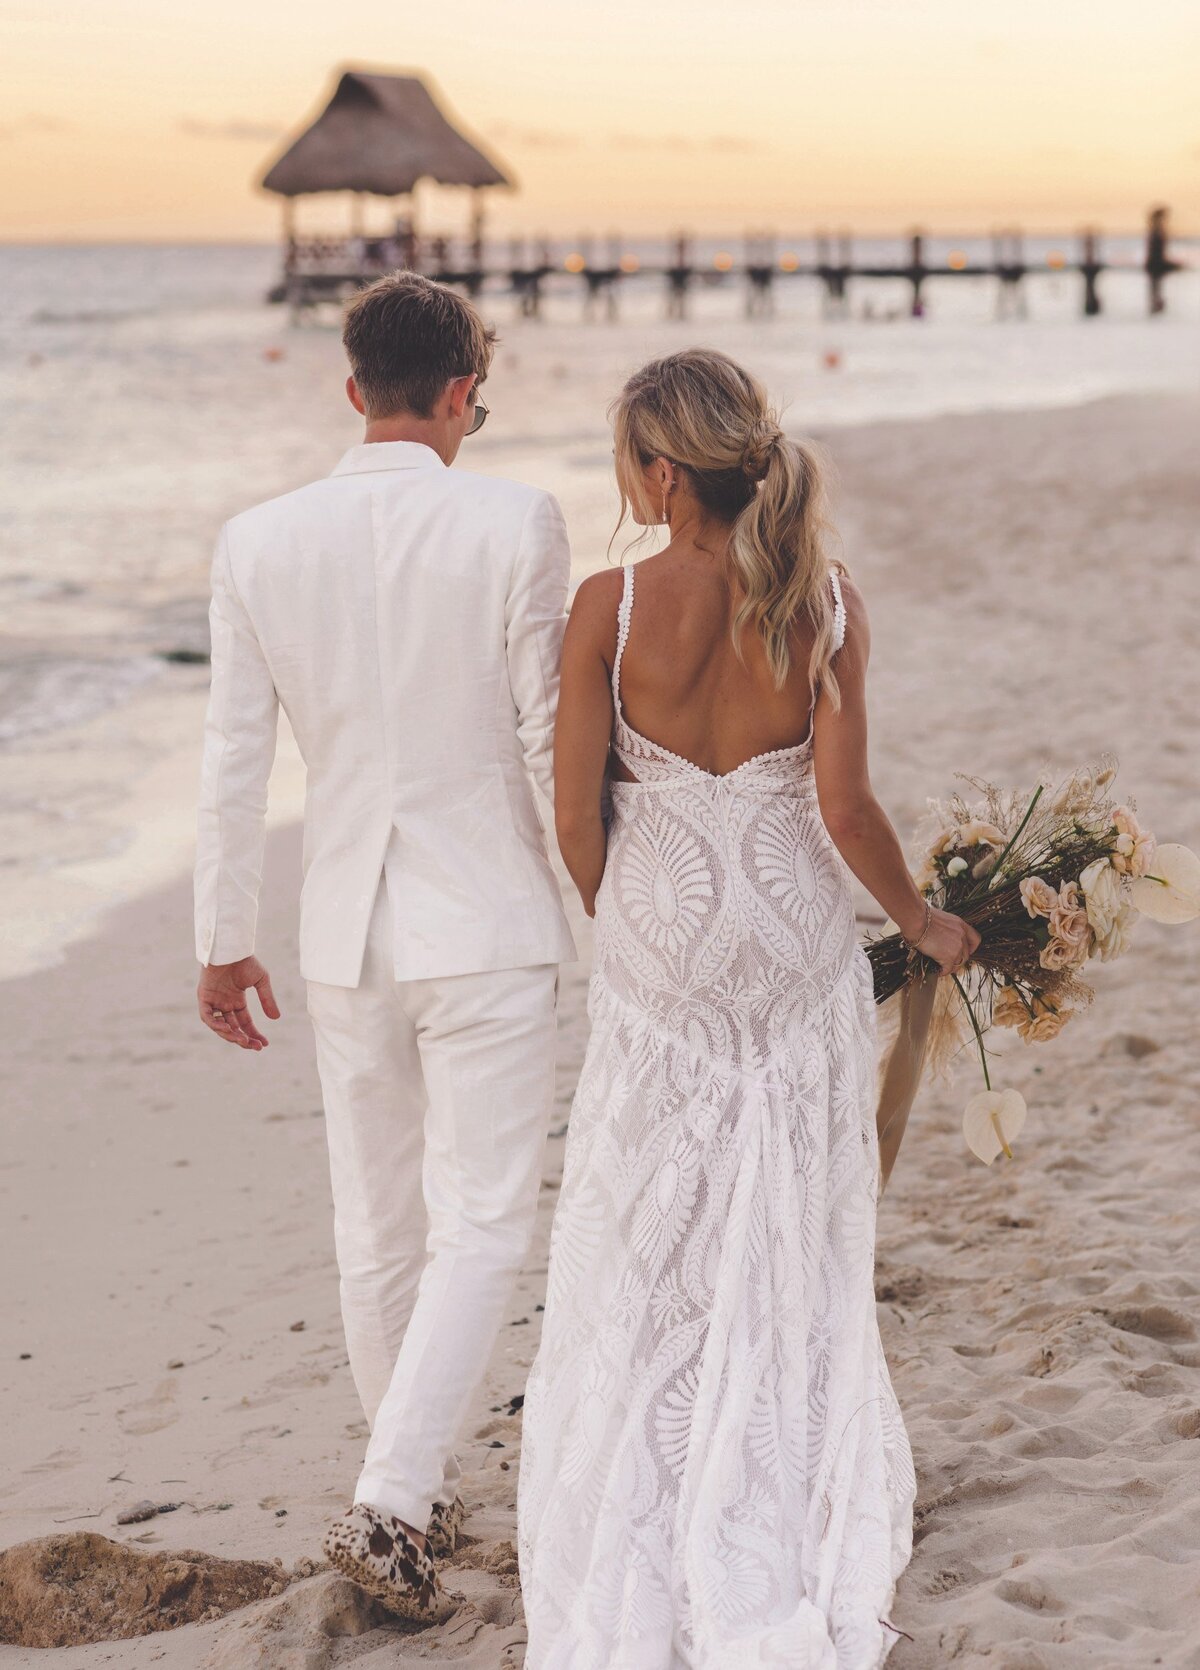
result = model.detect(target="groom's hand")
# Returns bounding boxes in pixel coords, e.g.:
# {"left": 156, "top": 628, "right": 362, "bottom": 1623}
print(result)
{"left": 197, "top": 956, "right": 281, "bottom": 1051}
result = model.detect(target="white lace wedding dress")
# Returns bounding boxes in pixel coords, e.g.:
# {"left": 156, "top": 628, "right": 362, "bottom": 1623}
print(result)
{"left": 519, "top": 565, "right": 915, "bottom": 1669}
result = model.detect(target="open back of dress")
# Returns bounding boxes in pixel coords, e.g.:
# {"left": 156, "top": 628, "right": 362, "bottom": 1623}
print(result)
{"left": 519, "top": 562, "right": 916, "bottom": 1670}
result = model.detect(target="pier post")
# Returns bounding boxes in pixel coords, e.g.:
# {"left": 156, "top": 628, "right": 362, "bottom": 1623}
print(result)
{"left": 994, "top": 228, "right": 1027, "bottom": 320}
{"left": 817, "top": 230, "right": 851, "bottom": 318}
{"left": 1080, "top": 228, "right": 1103, "bottom": 317}
{"left": 908, "top": 231, "right": 927, "bottom": 318}
{"left": 509, "top": 237, "right": 545, "bottom": 319}
{"left": 745, "top": 230, "right": 775, "bottom": 318}
{"left": 577, "top": 235, "right": 598, "bottom": 321}
{"left": 600, "top": 232, "right": 622, "bottom": 322}
{"left": 466, "top": 188, "right": 485, "bottom": 297}
{"left": 837, "top": 232, "right": 852, "bottom": 317}
{"left": 1146, "top": 206, "right": 1173, "bottom": 316}
{"left": 666, "top": 232, "right": 692, "bottom": 320}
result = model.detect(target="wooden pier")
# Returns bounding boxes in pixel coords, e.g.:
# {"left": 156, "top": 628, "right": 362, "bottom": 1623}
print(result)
{"left": 269, "top": 208, "right": 1186, "bottom": 322}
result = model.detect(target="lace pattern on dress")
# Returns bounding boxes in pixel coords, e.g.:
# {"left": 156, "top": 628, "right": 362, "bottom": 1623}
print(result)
{"left": 520, "top": 558, "right": 914, "bottom": 1670}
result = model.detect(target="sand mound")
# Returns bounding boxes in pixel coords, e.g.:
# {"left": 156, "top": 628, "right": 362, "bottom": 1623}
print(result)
{"left": 205, "top": 1572, "right": 389, "bottom": 1669}
{"left": 0, "top": 1531, "right": 288, "bottom": 1648}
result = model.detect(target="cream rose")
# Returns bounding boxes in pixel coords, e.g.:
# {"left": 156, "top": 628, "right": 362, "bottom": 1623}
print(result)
{"left": 1112, "top": 805, "right": 1141, "bottom": 839}
{"left": 1038, "top": 938, "right": 1069, "bottom": 971}
{"left": 1026, "top": 1002, "right": 1069, "bottom": 1042}
{"left": 993, "top": 984, "right": 1071, "bottom": 1041}
{"left": 1047, "top": 902, "right": 1091, "bottom": 965}
{"left": 1020, "top": 876, "right": 1058, "bottom": 919}
{"left": 1111, "top": 831, "right": 1157, "bottom": 878}
{"left": 992, "top": 986, "right": 1026, "bottom": 1030}
{"left": 958, "top": 819, "right": 1006, "bottom": 848}
{"left": 1079, "top": 857, "right": 1122, "bottom": 938}
{"left": 914, "top": 858, "right": 940, "bottom": 892}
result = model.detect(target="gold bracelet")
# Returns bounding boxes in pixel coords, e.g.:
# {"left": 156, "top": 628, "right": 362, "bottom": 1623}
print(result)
{"left": 905, "top": 899, "right": 933, "bottom": 951}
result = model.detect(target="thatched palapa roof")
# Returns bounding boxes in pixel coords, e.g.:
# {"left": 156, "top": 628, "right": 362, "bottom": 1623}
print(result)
{"left": 261, "top": 70, "right": 512, "bottom": 198}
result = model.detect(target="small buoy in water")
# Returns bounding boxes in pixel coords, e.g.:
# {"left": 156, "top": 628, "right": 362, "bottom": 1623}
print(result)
{"left": 263, "top": 346, "right": 285, "bottom": 362}
{"left": 821, "top": 348, "right": 843, "bottom": 371}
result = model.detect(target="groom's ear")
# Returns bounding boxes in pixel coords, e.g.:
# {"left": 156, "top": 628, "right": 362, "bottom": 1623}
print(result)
{"left": 346, "top": 375, "right": 366, "bottom": 417}
{"left": 446, "top": 373, "right": 476, "bottom": 420}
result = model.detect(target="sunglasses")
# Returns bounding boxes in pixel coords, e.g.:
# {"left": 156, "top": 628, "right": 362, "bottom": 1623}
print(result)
{"left": 466, "top": 389, "right": 489, "bottom": 437}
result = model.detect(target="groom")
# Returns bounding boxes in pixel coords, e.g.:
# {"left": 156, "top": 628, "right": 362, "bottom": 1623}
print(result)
{"left": 193, "top": 272, "right": 575, "bottom": 1618}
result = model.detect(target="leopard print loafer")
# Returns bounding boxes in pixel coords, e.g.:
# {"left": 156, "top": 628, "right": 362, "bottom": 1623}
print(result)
{"left": 426, "top": 1495, "right": 464, "bottom": 1559}
{"left": 322, "top": 1501, "right": 458, "bottom": 1622}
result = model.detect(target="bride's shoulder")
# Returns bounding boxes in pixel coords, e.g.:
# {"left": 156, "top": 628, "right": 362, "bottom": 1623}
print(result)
{"left": 565, "top": 566, "right": 626, "bottom": 658}
{"left": 569, "top": 566, "right": 626, "bottom": 620}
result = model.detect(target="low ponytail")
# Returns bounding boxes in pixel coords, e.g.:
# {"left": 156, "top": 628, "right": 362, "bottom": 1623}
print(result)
{"left": 610, "top": 349, "right": 843, "bottom": 707}
{"left": 729, "top": 433, "right": 841, "bottom": 706}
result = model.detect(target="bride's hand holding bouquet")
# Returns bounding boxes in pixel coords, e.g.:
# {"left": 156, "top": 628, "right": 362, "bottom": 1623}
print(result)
{"left": 868, "top": 759, "right": 1200, "bottom": 1177}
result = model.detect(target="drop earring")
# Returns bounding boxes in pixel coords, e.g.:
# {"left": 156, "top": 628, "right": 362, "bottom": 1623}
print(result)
{"left": 661, "top": 481, "right": 671, "bottom": 525}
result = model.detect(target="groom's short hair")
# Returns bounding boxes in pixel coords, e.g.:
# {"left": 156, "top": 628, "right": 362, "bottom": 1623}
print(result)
{"left": 343, "top": 272, "right": 496, "bottom": 419}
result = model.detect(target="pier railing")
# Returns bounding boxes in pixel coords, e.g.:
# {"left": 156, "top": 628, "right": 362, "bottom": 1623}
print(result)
{"left": 268, "top": 209, "right": 1186, "bottom": 320}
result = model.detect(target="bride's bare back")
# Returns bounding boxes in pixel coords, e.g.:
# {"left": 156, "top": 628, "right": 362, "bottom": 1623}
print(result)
{"left": 611, "top": 544, "right": 821, "bottom": 780}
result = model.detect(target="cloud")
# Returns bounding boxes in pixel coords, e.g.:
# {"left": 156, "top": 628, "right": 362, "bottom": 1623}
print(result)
{"left": 487, "top": 122, "right": 581, "bottom": 151}
{"left": 608, "top": 133, "right": 764, "bottom": 155}
{"left": 0, "top": 114, "right": 69, "bottom": 140}
{"left": 482, "top": 125, "right": 765, "bottom": 157}
{"left": 179, "top": 117, "right": 284, "bottom": 142}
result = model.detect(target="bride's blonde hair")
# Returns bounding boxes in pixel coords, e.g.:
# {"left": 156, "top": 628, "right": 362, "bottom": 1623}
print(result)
{"left": 610, "top": 348, "right": 841, "bottom": 705}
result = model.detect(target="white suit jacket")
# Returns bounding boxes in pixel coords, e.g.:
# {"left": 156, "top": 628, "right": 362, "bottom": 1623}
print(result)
{"left": 194, "top": 441, "right": 577, "bottom": 988}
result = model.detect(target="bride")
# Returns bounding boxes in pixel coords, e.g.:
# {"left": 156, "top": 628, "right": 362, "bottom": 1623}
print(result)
{"left": 518, "top": 349, "right": 978, "bottom": 1668}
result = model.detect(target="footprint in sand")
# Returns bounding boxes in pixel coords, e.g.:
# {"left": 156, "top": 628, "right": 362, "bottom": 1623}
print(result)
{"left": 1008, "top": 1422, "right": 1105, "bottom": 1461}
{"left": 18, "top": 1445, "right": 82, "bottom": 1479}
{"left": 1100, "top": 1303, "right": 1196, "bottom": 1343}
{"left": 993, "top": 1572, "right": 1065, "bottom": 1614}
{"left": 117, "top": 1379, "right": 179, "bottom": 1436}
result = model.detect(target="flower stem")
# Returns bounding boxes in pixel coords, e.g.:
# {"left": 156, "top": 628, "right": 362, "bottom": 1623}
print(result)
{"left": 989, "top": 784, "right": 1044, "bottom": 881}
{"left": 953, "top": 974, "right": 991, "bottom": 1091}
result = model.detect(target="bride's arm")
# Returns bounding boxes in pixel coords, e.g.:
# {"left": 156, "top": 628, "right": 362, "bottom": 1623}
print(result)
{"left": 553, "top": 571, "right": 621, "bottom": 917}
{"left": 813, "top": 578, "right": 979, "bottom": 975}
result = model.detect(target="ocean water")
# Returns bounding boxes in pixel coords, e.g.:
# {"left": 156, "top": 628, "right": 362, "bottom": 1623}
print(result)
{"left": 0, "top": 238, "right": 1196, "bottom": 975}
{"left": 2, "top": 239, "right": 1197, "bottom": 744}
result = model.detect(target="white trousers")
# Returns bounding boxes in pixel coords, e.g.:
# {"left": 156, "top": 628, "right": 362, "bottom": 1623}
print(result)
{"left": 307, "top": 879, "right": 557, "bottom": 1531}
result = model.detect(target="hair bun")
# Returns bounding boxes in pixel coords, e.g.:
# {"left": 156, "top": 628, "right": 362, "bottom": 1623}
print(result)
{"left": 742, "top": 416, "right": 783, "bottom": 481}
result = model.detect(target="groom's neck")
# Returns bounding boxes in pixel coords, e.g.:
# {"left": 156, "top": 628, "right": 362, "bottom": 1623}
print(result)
{"left": 362, "top": 414, "right": 451, "bottom": 463}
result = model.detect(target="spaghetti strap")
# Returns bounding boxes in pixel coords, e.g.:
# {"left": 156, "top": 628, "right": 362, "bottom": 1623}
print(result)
{"left": 611, "top": 564, "right": 635, "bottom": 707}
{"left": 830, "top": 568, "right": 847, "bottom": 652}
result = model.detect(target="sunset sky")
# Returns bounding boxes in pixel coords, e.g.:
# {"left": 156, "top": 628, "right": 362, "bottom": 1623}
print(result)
{"left": 4, "top": 0, "right": 1198, "bottom": 241}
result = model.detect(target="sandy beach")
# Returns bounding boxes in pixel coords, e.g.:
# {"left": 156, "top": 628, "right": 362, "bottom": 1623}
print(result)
{"left": 3, "top": 378, "right": 1200, "bottom": 1667}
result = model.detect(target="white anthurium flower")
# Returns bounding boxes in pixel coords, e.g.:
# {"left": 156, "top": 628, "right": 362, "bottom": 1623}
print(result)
{"left": 962, "top": 1088, "right": 1028, "bottom": 1165}
{"left": 1130, "top": 843, "right": 1200, "bottom": 924}
{"left": 946, "top": 856, "right": 968, "bottom": 877}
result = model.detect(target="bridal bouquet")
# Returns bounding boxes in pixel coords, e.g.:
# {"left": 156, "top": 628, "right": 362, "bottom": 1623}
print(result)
{"left": 867, "top": 760, "right": 1199, "bottom": 1170}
